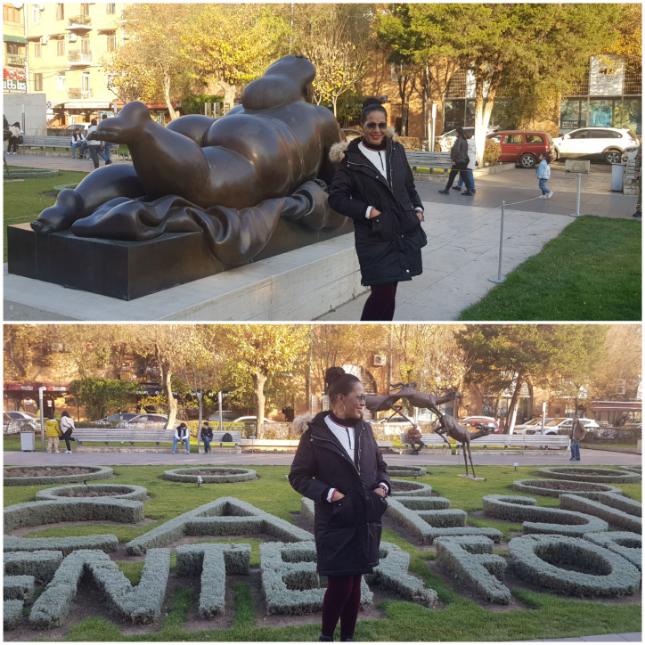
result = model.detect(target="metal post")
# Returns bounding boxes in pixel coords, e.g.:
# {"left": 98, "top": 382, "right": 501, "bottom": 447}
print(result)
{"left": 489, "top": 200, "right": 506, "bottom": 283}
{"left": 38, "top": 386, "right": 46, "bottom": 451}
{"left": 218, "top": 390, "right": 223, "bottom": 434}
{"left": 575, "top": 172, "right": 582, "bottom": 217}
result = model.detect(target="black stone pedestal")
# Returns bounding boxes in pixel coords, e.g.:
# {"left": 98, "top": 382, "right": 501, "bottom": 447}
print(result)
{"left": 7, "top": 224, "right": 224, "bottom": 300}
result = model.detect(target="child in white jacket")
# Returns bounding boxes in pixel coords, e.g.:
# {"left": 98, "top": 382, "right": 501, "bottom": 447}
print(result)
{"left": 536, "top": 153, "right": 553, "bottom": 199}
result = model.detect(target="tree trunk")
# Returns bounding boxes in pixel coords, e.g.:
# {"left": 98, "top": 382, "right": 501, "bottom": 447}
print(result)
{"left": 163, "top": 365, "right": 178, "bottom": 429}
{"left": 474, "top": 71, "right": 498, "bottom": 166}
{"left": 253, "top": 372, "right": 267, "bottom": 439}
{"left": 332, "top": 96, "right": 338, "bottom": 117}
{"left": 505, "top": 372, "right": 523, "bottom": 435}
{"left": 223, "top": 84, "right": 237, "bottom": 112}
{"left": 162, "top": 72, "right": 178, "bottom": 121}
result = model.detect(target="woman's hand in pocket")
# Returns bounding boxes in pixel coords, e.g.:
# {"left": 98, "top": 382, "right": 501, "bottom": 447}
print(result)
{"left": 331, "top": 490, "right": 345, "bottom": 502}
{"left": 368, "top": 207, "right": 382, "bottom": 219}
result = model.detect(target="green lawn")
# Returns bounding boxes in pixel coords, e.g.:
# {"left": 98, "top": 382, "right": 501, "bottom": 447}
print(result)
{"left": 3, "top": 464, "right": 641, "bottom": 641}
{"left": 459, "top": 216, "right": 641, "bottom": 320}
{"left": 3, "top": 168, "right": 86, "bottom": 260}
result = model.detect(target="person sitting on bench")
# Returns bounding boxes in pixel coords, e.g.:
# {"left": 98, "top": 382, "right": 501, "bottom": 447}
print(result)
{"left": 406, "top": 425, "right": 425, "bottom": 454}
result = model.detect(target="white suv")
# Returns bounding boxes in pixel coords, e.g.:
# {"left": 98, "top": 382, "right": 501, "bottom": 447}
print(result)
{"left": 553, "top": 127, "right": 639, "bottom": 164}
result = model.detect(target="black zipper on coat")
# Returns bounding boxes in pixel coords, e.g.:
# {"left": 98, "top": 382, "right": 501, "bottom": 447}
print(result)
{"left": 346, "top": 158, "right": 395, "bottom": 198}
{"left": 310, "top": 426, "right": 363, "bottom": 477}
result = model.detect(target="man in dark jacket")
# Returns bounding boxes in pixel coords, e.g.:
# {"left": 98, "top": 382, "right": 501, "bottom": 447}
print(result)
{"left": 201, "top": 421, "right": 214, "bottom": 453}
{"left": 439, "top": 127, "right": 470, "bottom": 195}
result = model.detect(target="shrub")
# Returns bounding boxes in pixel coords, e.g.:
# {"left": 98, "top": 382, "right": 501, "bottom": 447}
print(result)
{"left": 5, "top": 498, "right": 144, "bottom": 532}
{"left": 4, "top": 599, "right": 24, "bottom": 630}
{"left": 390, "top": 479, "right": 434, "bottom": 496}
{"left": 388, "top": 466, "right": 426, "bottom": 477}
{"left": 583, "top": 531, "right": 642, "bottom": 570}
{"left": 536, "top": 467, "right": 640, "bottom": 484}
{"left": 4, "top": 575, "right": 35, "bottom": 600}
{"left": 387, "top": 497, "right": 502, "bottom": 544}
{"left": 29, "top": 548, "right": 170, "bottom": 627}
{"left": 36, "top": 484, "right": 148, "bottom": 501}
{"left": 435, "top": 536, "right": 511, "bottom": 604}
{"left": 509, "top": 535, "right": 641, "bottom": 597}
{"left": 4, "top": 465, "right": 114, "bottom": 486}
{"left": 3, "top": 534, "right": 119, "bottom": 555}
{"left": 559, "top": 494, "right": 642, "bottom": 533}
{"left": 162, "top": 467, "right": 257, "bottom": 483}
{"left": 392, "top": 496, "right": 450, "bottom": 510}
{"left": 259, "top": 542, "right": 373, "bottom": 615}
{"left": 4, "top": 550, "right": 64, "bottom": 583}
{"left": 126, "top": 497, "right": 312, "bottom": 555}
{"left": 175, "top": 543, "right": 250, "bottom": 617}
{"left": 484, "top": 137, "right": 501, "bottom": 166}
{"left": 482, "top": 495, "right": 608, "bottom": 535}
{"left": 366, "top": 542, "right": 438, "bottom": 607}
{"left": 512, "top": 479, "right": 622, "bottom": 499}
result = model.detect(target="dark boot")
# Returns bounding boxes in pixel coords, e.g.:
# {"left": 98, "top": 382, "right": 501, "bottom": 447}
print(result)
{"left": 319, "top": 635, "right": 334, "bottom": 641}
{"left": 438, "top": 189, "right": 449, "bottom": 194}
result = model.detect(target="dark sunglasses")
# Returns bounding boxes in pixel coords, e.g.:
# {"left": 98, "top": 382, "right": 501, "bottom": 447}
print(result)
{"left": 365, "top": 122, "right": 387, "bottom": 131}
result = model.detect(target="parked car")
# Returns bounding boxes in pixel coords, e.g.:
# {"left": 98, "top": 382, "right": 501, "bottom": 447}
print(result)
{"left": 120, "top": 413, "right": 169, "bottom": 429}
{"left": 231, "top": 416, "right": 280, "bottom": 433}
{"left": 461, "top": 416, "right": 499, "bottom": 433}
{"left": 487, "top": 130, "right": 554, "bottom": 168}
{"left": 541, "top": 417, "right": 600, "bottom": 436}
{"left": 437, "top": 126, "right": 498, "bottom": 152}
{"left": 4, "top": 411, "right": 38, "bottom": 433}
{"left": 94, "top": 412, "right": 138, "bottom": 427}
{"left": 514, "top": 417, "right": 552, "bottom": 434}
{"left": 552, "top": 127, "right": 639, "bottom": 164}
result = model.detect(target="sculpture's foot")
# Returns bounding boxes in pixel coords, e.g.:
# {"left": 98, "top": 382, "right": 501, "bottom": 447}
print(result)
{"left": 31, "top": 189, "right": 83, "bottom": 233}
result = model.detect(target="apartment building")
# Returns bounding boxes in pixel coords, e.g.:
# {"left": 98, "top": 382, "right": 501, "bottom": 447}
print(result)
{"left": 3, "top": 3, "right": 27, "bottom": 94}
{"left": 21, "top": 2, "right": 125, "bottom": 125}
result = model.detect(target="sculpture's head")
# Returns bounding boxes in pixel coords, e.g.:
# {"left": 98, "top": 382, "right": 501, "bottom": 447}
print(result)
{"left": 89, "top": 101, "right": 151, "bottom": 142}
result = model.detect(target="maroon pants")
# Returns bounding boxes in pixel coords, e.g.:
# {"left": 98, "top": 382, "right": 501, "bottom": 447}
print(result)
{"left": 361, "top": 283, "right": 398, "bottom": 321}
{"left": 321, "top": 574, "right": 362, "bottom": 640}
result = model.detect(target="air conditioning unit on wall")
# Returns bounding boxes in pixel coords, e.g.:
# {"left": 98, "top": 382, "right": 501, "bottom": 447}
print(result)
{"left": 40, "top": 35, "right": 49, "bottom": 44}
{"left": 373, "top": 354, "right": 386, "bottom": 367}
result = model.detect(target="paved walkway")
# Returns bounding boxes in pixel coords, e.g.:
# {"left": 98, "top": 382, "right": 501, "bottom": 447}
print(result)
{"left": 4, "top": 447, "right": 640, "bottom": 467}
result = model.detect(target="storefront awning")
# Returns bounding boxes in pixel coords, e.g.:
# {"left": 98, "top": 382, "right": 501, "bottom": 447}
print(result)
{"left": 3, "top": 34, "right": 27, "bottom": 44}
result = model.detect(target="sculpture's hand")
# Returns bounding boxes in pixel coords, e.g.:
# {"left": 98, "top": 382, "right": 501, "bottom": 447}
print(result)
{"left": 31, "top": 189, "right": 83, "bottom": 233}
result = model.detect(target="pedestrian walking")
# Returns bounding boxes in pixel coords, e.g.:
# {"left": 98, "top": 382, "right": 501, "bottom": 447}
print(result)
{"left": 201, "top": 421, "right": 213, "bottom": 454}
{"left": 7, "top": 121, "right": 22, "bottom": 154}
{"left": 438, "top": 126, "right": 470, "bottom": 194}
{"left": 86, "top": 119, "right": 103, "bottom": 169}
{"left": 289, "top": 366, "right": 391, "bottom": 642}
{"left": 536, "top": 152, "right": 554, "bottom": 199}
{"left": 172, "top": 422, "right": 190, "bottom": 454}
{"left": 453, "top": 132, "right": 476, "bottom": 195}
{"left": 70, "top": 130, "right": 86, "bottom": 159}
{"left": 59, "top": 411, "right": 76, "bottom": 454}
{"left": 569, "top": 416, "right": 586, "bottom": 462}
{"left": 100, "top": 114, "right": 113, "bottom": 165}
{"left": 328, "top": 98, "right": 427, "bottom": 321}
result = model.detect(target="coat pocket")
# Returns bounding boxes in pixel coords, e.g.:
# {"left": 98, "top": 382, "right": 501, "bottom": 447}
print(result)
{"left": 330, "top": 495, "right": 356, "bottom": 528}
{"left": 366, "top": 490, "right": 388, "bottom": 522}
{"left": 370, "top": 212, "right": 396, "bottom": 241}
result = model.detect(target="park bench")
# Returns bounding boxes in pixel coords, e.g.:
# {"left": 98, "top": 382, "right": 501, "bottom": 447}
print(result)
{"left": 240, "top": 438, "right": 299, "bottom": 452}
{"left": 18, "top": 135, "right": 70, "bottom": 154}
{"left": 405, "top": 151, "right": 452, "bottom": 176}
{"left": 398, "top": 432, "right": 569, "bottom": 451}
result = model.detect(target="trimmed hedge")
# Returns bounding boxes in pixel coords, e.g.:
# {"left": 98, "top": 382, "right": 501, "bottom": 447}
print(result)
{"left": 509, "top": 535, "right": 641, "bottom": 597}
{"left": 5, "top": 498, "right": 144, "bottom": 532}
{"left": 176, "top": 543, "right": 250, "bottom": 617}
{"left": 390, "top": 479, "right": 434, "bottom": 496}
{"left": 3, "top": 534, "right": 119, "bottom": 554}
{"left": 4, "top": 599, "right": 24, "bottom": 630}
{"left": 4, "top": 465, "right": 114, "bottom": 486}
{"left": 36, "top": 484, "right": 148, "bottom": 501}
{"left": 512, "top": 479, "right": 622, "bottom": 499}
{"left": 126, "top": 497, "right": 312, "bottom": 555}
{"left": 536, "top": 467, "right": 640, "bottom": 484}
{"left": 583, "top": 531, "right": 642, "bottom": 570}
{"left": 387, "top": 497, "right": 502, "bottom": 544}
{"left": 162, "top": 467, "right": 257, "bottom": 483}
{"left": 593, "top": 492, "right": 642, "bottom": 516}
{"left": 435, "top": 536, "right": 511, "bottom": 604}
{"left": 300, "top": 497, "right": 315, "bottom": 524}
{"left": 260, "top": 541, "right": 373, "bottom": 615}
{"left": 392, "top": 496, "right": 450, "bottom": 510}
{"left": 388, "top": 466, "right": 426, "bottom": 477}
{"left": 367, "top": 542, "right": 437, "bottom": 607}
{"left": 559, "top": 494, "right": 642, "bottom": 533}
{"left": 482, "top": 495, "right": 608, "bottom": 536}
{"left": 4, "top": 575, "right": 35, "bottom": 600}
{"left": 29, "top": 548, "right": 170, "bottom": 627}
{"left": 4, "top": 550, "right": 64, "bottom": 582}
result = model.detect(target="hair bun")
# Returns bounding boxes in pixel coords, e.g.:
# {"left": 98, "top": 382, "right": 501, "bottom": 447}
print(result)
{"left": 324, "top": 366, "right": 346, "bottom": 391}
{"left": 362, "top": 96, "right": 384, "bottom": 109}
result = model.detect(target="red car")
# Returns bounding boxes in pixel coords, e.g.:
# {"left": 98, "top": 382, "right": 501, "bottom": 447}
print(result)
{"left": 488, "top": 130, "right": 554, "bottom": 169}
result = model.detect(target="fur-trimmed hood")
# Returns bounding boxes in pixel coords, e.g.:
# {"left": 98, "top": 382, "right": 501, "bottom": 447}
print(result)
{"left": 329, "top": 127, "right": 398, "bottom": 163}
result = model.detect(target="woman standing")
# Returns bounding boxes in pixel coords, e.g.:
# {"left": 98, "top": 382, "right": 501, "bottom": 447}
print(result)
{"left": 59, "top": 411, "right": 76, "bottom": 454}
{"left": 289, "top": 367, "right": 391, "bottom": 642}
{"left": 328, "top": 99, "right": 426, "bottom": 321}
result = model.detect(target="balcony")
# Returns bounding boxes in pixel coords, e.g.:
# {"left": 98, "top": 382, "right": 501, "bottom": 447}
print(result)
{"left": 68, "top": 51, "right": 92, "bottom": 67}
{"left": 67, "top": 15, "right": 92, "bottom": 32}
{"left": 6, "top": 54, "right": 26, "bottom": 67}
{"left": 68, "top": 88, "right": 92, "bottom": 100}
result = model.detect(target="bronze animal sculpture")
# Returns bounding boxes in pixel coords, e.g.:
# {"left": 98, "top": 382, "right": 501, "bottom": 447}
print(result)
{"left": 30, "top": 56, "right": 345, "bottom": 267}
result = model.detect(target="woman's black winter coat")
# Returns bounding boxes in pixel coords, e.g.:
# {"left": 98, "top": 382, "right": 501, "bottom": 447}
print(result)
{"left": 328, "top": 137, "right": 427, "bottom": 286}
{"left": 289, "top": 412, "right": 391, "bottom": 576}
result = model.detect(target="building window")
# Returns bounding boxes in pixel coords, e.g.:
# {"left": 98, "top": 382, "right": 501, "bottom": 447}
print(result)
{"left": 56, "top": 74, "right": 65, "bottom": 91}
{"left": 56, "top": 3, "right": 64, "bottom": 20}
{"left": 32, "top": 5, "right": 41, "bottom": 24}
{"left": 6, "top": 42, "right": 20, "bottom": 56}
{"left": 80, "top": 3, "right": 90, "bottom": 18}
{"left": 34, "top": 73, "right": 43, "bottom": 91}
{"left": 106, "top": 32, "right": 117, "bottom": 52}
{"left": 3, "top": 5, "right": 22, "bottom": 23}
{"left": 81, "top": 36, "right": 90, "bottom": 55}
{"left": 81, "top": 72, "right": 91, "bottom": 94}
{"left": 34, "top": 42, "right": 42, "bottom": 58}
{"left": 57, "top": 39, "right": 65, "bottom": 56}
{"left": 106, "top": 3, "right": 116, "bottom": 14}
